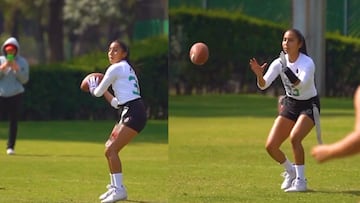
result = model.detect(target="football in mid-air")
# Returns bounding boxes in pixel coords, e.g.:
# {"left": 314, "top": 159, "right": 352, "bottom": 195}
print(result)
{"left": 189, "top": 42, "right": 209, "bottom": 65}
{"left": 80, "top": 72, "right": 104, "bottom": 92}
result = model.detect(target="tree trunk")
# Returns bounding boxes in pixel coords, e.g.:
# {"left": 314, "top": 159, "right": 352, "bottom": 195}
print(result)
{"left": 48, "top": 0, "right": 64, "bottom": 62}
{"left": 10, "top": 8, "right": 21, "bottom": 39}
{"left": 34, "top": 10, "right": 46, "bottom": 64}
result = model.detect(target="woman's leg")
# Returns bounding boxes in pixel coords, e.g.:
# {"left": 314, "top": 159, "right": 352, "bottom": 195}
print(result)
{"left": 105, "top": 124, "right": 138, "bottom": 173}
{"left": 266, "top": 116, "right": 296, "bottom": 190}
{"left": 266, "top": 116, "right": 295, "bottom": 163}
{"left": 285, "top": 114, "right": 314, "bottom": 192}
{"left": 289, "top": 114, "right": 314, "bottom": 165}
{"left": 100, "top": 124, "right": 138, "bottom": 202}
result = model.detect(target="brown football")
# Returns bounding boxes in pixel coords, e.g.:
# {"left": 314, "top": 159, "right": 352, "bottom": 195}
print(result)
{"left": 189, "top": 42, "right": 209, "bottom": 65}
{"left": 80, "top": 72, "right": 104, "bottom": 92}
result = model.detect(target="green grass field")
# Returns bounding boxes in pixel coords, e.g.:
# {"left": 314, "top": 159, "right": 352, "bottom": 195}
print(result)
{"left": 0, "top": 120, "right": 167, "bottom": 203}
{"left": 1, "top": 94, "right": 360, "bottom": 203}
{"left": 169, "top": 94, "right": 360, "bottom": 203}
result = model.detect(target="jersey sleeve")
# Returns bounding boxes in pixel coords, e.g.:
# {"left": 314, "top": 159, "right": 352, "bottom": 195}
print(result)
{"left": 93, "top": 65, "right": 118, "bottom": 97}
{"left": 294, "top": 59, "right": 315, "bottom": 89}
{"left": 259, "top": 58, "right": 281, "bottom": 90}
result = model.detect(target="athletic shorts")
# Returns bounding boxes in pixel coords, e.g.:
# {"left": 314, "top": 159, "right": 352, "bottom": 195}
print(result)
{"left": 279, "top": 95, "right": 320, "bottom": 123}
{"left": 117, "top": 98, "right": 147, "bottom": 133}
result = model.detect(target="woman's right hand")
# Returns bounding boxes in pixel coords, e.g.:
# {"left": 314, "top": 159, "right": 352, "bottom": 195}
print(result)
{"left": 249, "top": 58, "right": 267, "bottom": 77}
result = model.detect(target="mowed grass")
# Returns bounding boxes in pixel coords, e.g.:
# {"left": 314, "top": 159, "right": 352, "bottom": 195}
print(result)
{"left": 0, "top": 120, "right": 167, "bottom": 203}
{"left": 169, "top": 94, "right": 360, "bottom": 203}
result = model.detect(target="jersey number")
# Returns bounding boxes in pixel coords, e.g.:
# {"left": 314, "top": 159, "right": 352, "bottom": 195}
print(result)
{"left": 129, "top": 76, "right": 140, "bottom": 95}
{"left": 285, "top": 84, "right": 300, "bottom": 96}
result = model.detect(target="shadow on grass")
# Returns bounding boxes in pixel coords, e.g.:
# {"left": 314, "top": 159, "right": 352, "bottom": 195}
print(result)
{"left": 14, "top": 153, "right": 100, "bottom": 158}
{"left": 126, "top": 199, "right": 166, "bottom": 203}
{"left": 169, "top": 94, "right": 354, "bottom": 118}
{"left": 306, "top": 189, "right": 360, "bottom": 196}
{"left": 0, "top": 120, "right": 167, "bottom": 144}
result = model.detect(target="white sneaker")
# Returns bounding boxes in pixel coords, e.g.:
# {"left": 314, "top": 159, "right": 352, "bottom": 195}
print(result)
{"left": 6, "top": 148, "right": 15, "bottom": 155}
{"left": 280, "top": 170, "right": 295, "bottom": 190}
{"left": 285, "top": 177, "right": 307, "bottom": 192}
{"left": 99, "top": 184, "right": 115, "bottom": 200}
{"left": 101, "top": 185, "right": 127, "bottom": 203}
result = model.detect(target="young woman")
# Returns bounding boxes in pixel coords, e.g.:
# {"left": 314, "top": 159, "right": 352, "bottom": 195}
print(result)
{"left": 249, "top": 29, "right": 320, "bottom": 192}
{"left": 87, "top": 40, "right": 147, "bottom": 202}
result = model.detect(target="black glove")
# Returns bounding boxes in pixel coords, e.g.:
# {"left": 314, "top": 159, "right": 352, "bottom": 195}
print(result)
{"left": 279, "top": 51, "right": 299, "bottom": 84}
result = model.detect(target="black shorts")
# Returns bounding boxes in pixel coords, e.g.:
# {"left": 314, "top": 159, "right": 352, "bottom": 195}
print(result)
{"left": 279, "top": 95, "right": 320, "bottom": 123}
{"left": 118, "top": 98, "right": 147, "bottom": 133}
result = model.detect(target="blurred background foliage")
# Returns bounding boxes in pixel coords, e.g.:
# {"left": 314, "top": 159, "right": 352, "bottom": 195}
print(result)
{"left": 169, "top": 7, "right": 360, "bottom": 97}
{"left": 0, "top": 0, "right": 168, "bottom": 120}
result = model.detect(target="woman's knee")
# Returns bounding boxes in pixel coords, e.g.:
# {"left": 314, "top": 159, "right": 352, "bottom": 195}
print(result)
{"left": 265, "top": 142, "right": 279, "bottom": 154}
{"left": 104, "top": 147, "right": 118, "bottom": 159}
{"left": 289, "top": 134, "right": 303, "bottom": 146}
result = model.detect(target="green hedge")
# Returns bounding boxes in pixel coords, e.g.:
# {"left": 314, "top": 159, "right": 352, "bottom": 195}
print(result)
{"left": 170, "top": 8, "right": 360, "bottom": 97}
{"left": 325, "top": 33, "right": 360, "bottom": 96}
{"left": 170, "top": 8, "right": 284, "bottom": 94}
{"left": 21, "top": 36, "right": 168, "bottom": 120}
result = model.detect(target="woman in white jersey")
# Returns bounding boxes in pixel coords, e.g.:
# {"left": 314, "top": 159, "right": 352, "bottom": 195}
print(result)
{"left": 249, "top": 29, "right": 320, "bottom": 192}
{"left": 87, "top": 40, "right": 147, "bottom": 202}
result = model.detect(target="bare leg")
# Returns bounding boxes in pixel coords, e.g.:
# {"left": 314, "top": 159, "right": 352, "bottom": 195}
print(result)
{"left": 105, "top": 124, "right": 138, "bottom": 173}
{"left": 289, "top": 114, "right": 314, "bottom": 165}
{"left": 266, "top": 116, "right": 295, "bottom": 163}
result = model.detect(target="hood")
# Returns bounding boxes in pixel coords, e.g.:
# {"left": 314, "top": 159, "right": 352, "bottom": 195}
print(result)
{"left": 1, "top": 37, "right": 20, "bottom": 56}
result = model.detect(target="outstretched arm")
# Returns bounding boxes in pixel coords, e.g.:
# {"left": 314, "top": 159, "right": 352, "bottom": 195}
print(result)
{"left": 249, "top": 58, "right": 267, "bottom": 88}
{"left": 311, "top": 131, "right": 360, "bottom": 163}
{"left": 312, "top": 86, "right": 360, "bottom": 163}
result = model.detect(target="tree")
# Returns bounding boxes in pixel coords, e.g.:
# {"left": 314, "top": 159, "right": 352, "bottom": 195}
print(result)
{"left": 0, "top": 0, "right": 154, "bottom": 63}
{"left": 63, "top": 0, "right": 137, "bottom": 56}
{"left": 48, "top": 0, "right": 65, "bottom": 62}
{"left": 0, "top": 0, "right": 53, "bottom": 63}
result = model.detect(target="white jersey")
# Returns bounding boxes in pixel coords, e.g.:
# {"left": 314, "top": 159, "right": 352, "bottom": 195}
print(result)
{"left": 93, "top": 60, "right": 141, "bottom": 104}
{"left": 258, "top": 53, "right": 317, "bottom": 100}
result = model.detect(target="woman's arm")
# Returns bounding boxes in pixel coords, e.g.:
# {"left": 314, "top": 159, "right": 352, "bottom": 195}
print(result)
{"left": 311, "top": 131, "right": 360, "bottom": 163}
{"left": 104, "top": 91, "right": 120, "bottom": 109}
{"left": 311, "top": 86, "right": 360, "bottom": 163}
{"left": 249, "top": 58, "right": 267, "bottom": 88}
{"left": 103, "top": 91, "right": 113, "bottom": 103}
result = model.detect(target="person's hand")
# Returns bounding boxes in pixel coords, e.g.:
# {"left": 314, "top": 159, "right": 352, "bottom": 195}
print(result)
{"left": 249, "top": 58, "right": 267, "bottom": 77}
{"left": 8, "top": 61, "right": 19, "bottom": 72}
{"left": 0, "top": 61, "right": 9, "bottom": 72}
{"left": 1, "top": 57, "right": 19, "bottom": 73}
{"left": 311, "top": 144, "right": 331, "bottom": 163}
{"left": 87, "top": 76, "right": 99, "bottom": 94}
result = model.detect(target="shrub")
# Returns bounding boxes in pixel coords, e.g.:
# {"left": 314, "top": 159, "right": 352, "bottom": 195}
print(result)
{"left": 21, "top": 36, "right": 168, "bottom": 120}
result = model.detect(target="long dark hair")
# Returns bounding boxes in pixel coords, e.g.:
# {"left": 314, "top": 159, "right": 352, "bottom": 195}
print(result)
{"left": 285, "top": 29, "right": 308, "bottom": 56}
